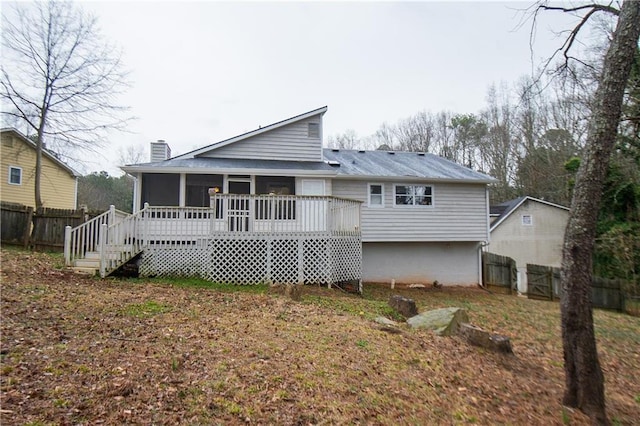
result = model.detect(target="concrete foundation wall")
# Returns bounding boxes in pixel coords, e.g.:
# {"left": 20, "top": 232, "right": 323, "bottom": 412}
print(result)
{"left": 362, "top": 241, "right": 480, "bottom": 286}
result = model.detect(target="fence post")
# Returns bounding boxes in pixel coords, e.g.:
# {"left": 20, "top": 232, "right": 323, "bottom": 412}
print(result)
{"left": 99, "top": 223, "right": 107, "bottom": 278}
{"left": 23, "top": 206, "right": 34, "bottom": 249}
{"left": 64, "top": 226, "right": 72, "bottom": 266}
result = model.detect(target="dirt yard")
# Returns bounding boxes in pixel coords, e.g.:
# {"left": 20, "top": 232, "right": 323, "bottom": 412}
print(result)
{"left": 1, "top": 247, "right": 639, "bottom": 425}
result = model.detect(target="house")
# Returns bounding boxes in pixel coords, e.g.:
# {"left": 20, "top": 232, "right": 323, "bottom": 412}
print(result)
{"left": 1, "top": 128, "right": 80, "bottom": 209}
{"left": 65, "top": 106, "right": 495, "bottom": 287}
{"left": 488, "top": 196, "right": 570, "bottom": 293}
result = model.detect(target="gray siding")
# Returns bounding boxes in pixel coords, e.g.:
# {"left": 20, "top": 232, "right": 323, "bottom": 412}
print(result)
{"left": 332, "top": 179, "right": 488, "bottom": 242}
{"left": 199, "top": 117, "right": 323, "bottom": 162}
{"left": 363, "top": 242, "right": 480, "bottom": 285}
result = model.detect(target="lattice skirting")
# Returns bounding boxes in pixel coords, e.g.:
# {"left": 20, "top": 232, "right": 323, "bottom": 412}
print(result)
{"left": 138, "top": 234, "right": 361, "bottom": 286}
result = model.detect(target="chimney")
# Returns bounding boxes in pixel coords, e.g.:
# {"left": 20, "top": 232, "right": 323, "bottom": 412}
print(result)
{"left": 150, "top": 139, "right": 171, "bottom": 162}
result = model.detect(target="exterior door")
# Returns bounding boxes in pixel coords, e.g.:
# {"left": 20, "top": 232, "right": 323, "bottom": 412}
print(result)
{"left": 228, "top": 181, "right": 251, "bottom": 231}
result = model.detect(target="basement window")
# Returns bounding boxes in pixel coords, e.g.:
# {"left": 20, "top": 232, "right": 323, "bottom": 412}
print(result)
{"left": 8, "top": 166, "right": 22, "bottom": 185}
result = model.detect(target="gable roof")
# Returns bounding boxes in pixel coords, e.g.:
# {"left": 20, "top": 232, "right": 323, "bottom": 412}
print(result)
{"left": 490, "top": 196, "right": 569, "bottom": 232}
{"left": 1, "top": 128, "right": 80, "bottom": 177}
{"left": 323, "top": 149, "right": 496, "bottom": 183}
{"left": 173, "top": 106, "right": 328, "bottom": 160}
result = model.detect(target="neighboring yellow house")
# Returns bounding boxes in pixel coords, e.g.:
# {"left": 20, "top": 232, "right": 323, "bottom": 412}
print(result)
{"left": 1, "top": 128, "right": 79, "bottom": 210}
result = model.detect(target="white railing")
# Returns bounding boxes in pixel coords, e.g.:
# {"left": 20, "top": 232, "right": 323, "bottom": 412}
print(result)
{"left": 99, "top": 207, "right": 147, "bottom": 277}
{"left": 64, "top": 205, "right": 131, "bottom": 267}
{"left": 64, "top": 196, "right": 361, "bottom": 277}
{"left": 142, "top": 195, "right": 361, "bottom": 242}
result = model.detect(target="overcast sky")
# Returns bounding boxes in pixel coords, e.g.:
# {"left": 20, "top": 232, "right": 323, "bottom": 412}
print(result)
{"left": 13, "top": 1, "right": 592, "bottom": 175}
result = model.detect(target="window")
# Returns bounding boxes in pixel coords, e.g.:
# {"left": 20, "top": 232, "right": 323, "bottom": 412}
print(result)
{"left": 522, "top": 214, "right": 533, "bottom": 226}
{"left": 141, "top": 173, "right": 179, "bottom": 206}
{"left": 8, "top": 166, "right": 22, "bottom": 185}
{"left": 255, "top": 176, "right": 296, "bottom": 220}
{"left": 308, "top": 122, "right": 320, "bottom": 138}
{"left": 394, "top": 185, "right": 433, "bottom": 206}
{"left": 186, "top": 174, "right": 223, "bottom": 207}
{"left": 368, "top": 184, "right": 384, "bottom": 207}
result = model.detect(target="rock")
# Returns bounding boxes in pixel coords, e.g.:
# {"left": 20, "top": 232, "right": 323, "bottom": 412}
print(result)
{"left": 374, "top": 316, "right": 397, "bottom": 326}
{"left": 406, "top": 307, "right": 469, "bottom": 336}
{"left": 459, "top": 323, "right": 513, "bottom": 354}
{"left": 388, "top": 295, "right": 418, "bottom": 318}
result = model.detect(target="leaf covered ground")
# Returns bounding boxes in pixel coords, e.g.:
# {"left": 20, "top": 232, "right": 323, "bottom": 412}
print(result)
{"left": 1, "top": 247, "right": 639, "bottom": 425}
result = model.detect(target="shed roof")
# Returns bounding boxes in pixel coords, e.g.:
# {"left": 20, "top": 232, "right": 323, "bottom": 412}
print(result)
{"left": 173, "top": 106, "right": 328, "bottom": 160}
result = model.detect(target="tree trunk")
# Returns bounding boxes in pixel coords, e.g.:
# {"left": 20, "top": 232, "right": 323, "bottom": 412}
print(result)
{"left": 560, "top": 2, "right": 640, "bottom": 425}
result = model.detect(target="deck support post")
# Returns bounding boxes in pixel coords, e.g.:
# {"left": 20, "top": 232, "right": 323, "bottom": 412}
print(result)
{"left": 64, "top": 225, "right": 72, "bottom": 266}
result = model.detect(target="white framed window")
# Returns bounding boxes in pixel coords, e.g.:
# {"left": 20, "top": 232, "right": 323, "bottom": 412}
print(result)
{"left": 394, "top": 184, "right": 433, "bottom": 206}
{"left": 522, "top": 214, "right": 533, "bottom": 226}
{"left": 368, "top": 183, "right": 384, "bottom": 207}
{"left": 8, "top": 166, "right": 22, "bottom": 185}
{"left": 308, "top": 122, "right": 320, "bottom": 138}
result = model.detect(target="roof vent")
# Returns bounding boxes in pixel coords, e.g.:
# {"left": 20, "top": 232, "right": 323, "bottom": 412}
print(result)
{"left": 388, "top": 151, "right": 395, "bottom": 155}
{"left": 327, "top": 160, "right": 340, "bottom": 167}
{"left": 331, "top": 148, "right": 340, "bottom": 152}
{"left": 417, "top": 153, "right": 425, "bottom": 156}
{"left": 358, "top": 150, "right": 365, "bottom": 153}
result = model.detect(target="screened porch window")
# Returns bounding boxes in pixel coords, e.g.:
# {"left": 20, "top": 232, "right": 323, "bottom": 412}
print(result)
{"left": 186, "top": 174, "right": 223, "bottom": 207}
{"left": 394, "top": 185, "right": 433, "bottom": 206}
{"left": 255, "top": 176, "right": 295, "bottom": 220}
{"left": 142, "top": 173, "right": 179, "bottom": 206}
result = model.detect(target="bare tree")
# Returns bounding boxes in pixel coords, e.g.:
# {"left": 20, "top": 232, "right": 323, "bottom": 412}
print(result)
{"left": 535, "top": 1, "right": 640, "bottom": 423}
{"left": 1, "top": 0, "right": 130, "bottom": 209}
{"left": 327, "top": 129, "right": 362, "bottom": 150}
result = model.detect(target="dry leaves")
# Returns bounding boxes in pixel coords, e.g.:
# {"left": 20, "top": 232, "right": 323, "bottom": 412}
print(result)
{"left": 1, "top": 247, "right": 639, "bottom": 425}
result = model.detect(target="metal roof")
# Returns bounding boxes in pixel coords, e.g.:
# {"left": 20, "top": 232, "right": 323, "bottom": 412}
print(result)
{"left": 322, "top": 149, "right": 496, "bottom": 183}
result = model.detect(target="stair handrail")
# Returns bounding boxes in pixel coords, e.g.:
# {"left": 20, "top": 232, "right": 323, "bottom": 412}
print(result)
{"left": 64, "top": 205, "right": 132, "bottom": 267}
{"left": 99, "top": 204, "right": 149, "bottom": 277}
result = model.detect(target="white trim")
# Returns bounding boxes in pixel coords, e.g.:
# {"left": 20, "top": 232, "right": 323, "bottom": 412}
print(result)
{"left": 392, "top": 183, "right": 434, "bottom": 208}
{"left": 8, "top": 166, "right": 22, "bottom": 185}
{"left": 121, "top": 165, "right": 336, "bottom": 177}
{"left": 367, "top": 183, "right": 384, "bottom": 208}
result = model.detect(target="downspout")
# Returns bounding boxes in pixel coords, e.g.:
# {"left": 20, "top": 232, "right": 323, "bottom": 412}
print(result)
{"left": 478, "top": 185, "right": 491, "bottom": 287}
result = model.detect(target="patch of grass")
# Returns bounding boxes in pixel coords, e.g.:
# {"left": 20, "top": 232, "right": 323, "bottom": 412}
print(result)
{"left": 356, "top": 339, "right": 369, "bottom": 349}
{"left": 53, "top": 398, "right": 69, "bottom": 408}
{"left": 147, "top": 276, "right": 268, "bottom": 294}
{"left": 122, "top": 300, "right": 170, "bottom": 318}
{"left": 635, "top": 394, "right": 640, "bottom": 404}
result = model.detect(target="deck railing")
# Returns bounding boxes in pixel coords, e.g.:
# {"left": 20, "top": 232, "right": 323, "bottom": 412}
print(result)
{"left": 65, "top": 195, "right": 361, "bottom": 276}
{"left": 64, "top": 205, "right": 131, "bottom": 267}
{"left": 143, "top": 195, "right": 361, "bottom": 242}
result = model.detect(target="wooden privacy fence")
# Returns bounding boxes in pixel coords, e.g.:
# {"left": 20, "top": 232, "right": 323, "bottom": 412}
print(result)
{"left": 482, "top": 251, "right": 517, "bottom": 294}
{"left": 0, "top": 202, "right": 33, "bottom": 247}
{"left": 526, "top": 263, "right": 627, "bottom": 312}
{"left": 1, "top": 202, "right": 92, "bottom": 251}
